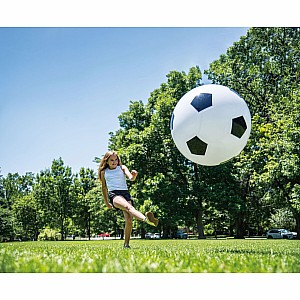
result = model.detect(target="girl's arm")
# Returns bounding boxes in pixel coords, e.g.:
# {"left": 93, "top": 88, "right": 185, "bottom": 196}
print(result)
{"left": 100, "top": 171, "right": 113, "bottom": 209}
{"left": 121, "top": 165, "right": 138, "bottom": 181}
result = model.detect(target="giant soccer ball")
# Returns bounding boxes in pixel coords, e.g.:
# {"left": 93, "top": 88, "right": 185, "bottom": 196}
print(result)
{"left": 170, "top": 84, "right": 251, "bottom": 166}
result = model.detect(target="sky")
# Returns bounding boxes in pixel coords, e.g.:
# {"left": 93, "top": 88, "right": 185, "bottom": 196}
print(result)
{"left": 0, "top": 27, "right": 250, "bottom": 177}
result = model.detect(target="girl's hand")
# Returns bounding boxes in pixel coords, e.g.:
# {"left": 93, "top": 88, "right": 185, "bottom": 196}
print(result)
{"left": 130, "top": 170, "right": 138, "bottom": 181}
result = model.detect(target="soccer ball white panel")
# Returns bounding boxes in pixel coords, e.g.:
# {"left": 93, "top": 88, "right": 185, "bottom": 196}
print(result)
{"left": 170, "top": 84, "right": 251, "bottom": 166}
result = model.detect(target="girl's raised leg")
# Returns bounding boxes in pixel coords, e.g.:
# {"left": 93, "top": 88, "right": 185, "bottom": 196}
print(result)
{"left": 113, "top": 196, "right": 159, "bottom": 227}
{"left": 113, "top": 196, "right": 146, "bottom": 221}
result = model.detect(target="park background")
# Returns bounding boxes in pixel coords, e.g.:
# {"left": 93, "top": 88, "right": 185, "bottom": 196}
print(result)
{"left": 1, "top": 27, "right": 300, "bottom": 242}
{"left": 1, "top": 1, "right": 300, "bottom": 300}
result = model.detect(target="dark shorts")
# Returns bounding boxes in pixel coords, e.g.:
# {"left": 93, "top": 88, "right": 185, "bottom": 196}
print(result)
{"left": 108, "top": 190, "right": 133, "bottom": 209}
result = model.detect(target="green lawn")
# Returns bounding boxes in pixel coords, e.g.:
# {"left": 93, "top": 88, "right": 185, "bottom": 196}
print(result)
{"left": 1, "top": 239, "right": 299, "bottom": 273}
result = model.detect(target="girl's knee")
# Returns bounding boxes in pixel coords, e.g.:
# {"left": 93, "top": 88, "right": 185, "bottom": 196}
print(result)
{"left": 126, "top": 204, "right": 134, "bottom": 212}
{"left": 123, "top": 210, "right": 133, "bottom": 224}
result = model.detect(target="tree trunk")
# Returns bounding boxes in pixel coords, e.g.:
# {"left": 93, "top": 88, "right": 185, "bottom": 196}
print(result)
{"left": 161, "top": 225, "right": 169, "bottom": 239}
{"left": 195, "top": 208, "right": 206, "bottom": 239}
{"left": 88, "top": 211, "right": 91, "bottom": 240}
{"left": 295, "top": 214, "right": 300, "bottom": 240}
{"left": 229, "top": 222, "right": 234, "bottom": 237}
{"left": 60, "top": 216, "right": 65, "bottom": 241}
{"left": 193, "top": 163, "right": 206, "bottom": 239}
{"left": 141, "top": 227, "right": 146, "bottom": 239}
{"left": 235, "top": 213, "right": 245, "bottom": 239}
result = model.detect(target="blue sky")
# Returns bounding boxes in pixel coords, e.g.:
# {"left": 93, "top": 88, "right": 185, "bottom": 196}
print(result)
{"left": 0, "top": 27, "right": 249, "bottom": 176}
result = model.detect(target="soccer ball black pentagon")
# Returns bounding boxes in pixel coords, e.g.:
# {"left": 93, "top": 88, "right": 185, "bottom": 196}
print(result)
{"left": 170, "top": 84, "right": 251, "bottom": 166}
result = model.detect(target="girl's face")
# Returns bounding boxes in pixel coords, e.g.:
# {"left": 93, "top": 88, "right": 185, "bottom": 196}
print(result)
{"left": 107, "top": 154, "right": 119, "bottom": 169}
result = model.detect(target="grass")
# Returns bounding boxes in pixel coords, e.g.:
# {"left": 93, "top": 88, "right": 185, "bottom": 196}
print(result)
{"left": 1, "top": 239, "right": 299, "bottom": 273}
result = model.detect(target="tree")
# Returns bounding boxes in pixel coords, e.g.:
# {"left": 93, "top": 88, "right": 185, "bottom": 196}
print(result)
{"left": 0, "top": 172, "right": 34, "bottom": 209}
{"left": 260, "top": 91, "right": 300, "bottom": 237}
{"left": 86, "top": 184, "right": 122, "bottom": 237}
{"left": 72, "top": 168, "right": 97, "bottom": 239}
{"left": 12, "top": 194, "right": 39, "bottom": 240}
{"left": 34, "top": 158, "right": 73, "bottom": 240}
{"left": 109, "top": 66, "right": 235, "bottom": 238}
{"left": 205, "top": 28, "right": 300, "bottom": 118}
{"left": 34, "top": 169, "right": 55, "bottom": 231}
{"left": 205, "top": 27, "right": 300, "bottom": 238}
{"left": 0, "top": 172, "right": 35, "bottom": 241}
{"left": 0, "top": 207, "right": 13, "bottom": 241}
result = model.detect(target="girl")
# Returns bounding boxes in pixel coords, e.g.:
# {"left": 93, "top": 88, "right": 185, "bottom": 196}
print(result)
{"left": 98, "top": 150, "right": 159, "bottom": 248}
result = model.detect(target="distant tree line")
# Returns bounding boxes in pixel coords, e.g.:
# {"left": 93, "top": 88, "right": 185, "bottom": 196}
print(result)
{"left": 1, "top": 27, "right": 299, "bottom": 241}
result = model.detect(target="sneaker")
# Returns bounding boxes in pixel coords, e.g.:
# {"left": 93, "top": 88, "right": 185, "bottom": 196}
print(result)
{"left": 124, "top": 244, "right": 131, "bottom": 249}
{"left": 145, "top": 212, "right": 159, "bottom": 227}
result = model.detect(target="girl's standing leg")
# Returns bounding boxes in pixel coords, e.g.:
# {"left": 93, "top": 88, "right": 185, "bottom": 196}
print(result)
{"left": 122, "top": 209, "right": 133, "bottom": 247}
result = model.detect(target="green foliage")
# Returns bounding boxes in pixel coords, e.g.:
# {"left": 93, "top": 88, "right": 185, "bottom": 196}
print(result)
{"left": 85, "top": 184, "right": 120, "bottom": 235}
{"left": 12, "top": 194, "right": 38, "bottom": 241}
{"left": 0, "top": 208, "right": 13, "bottom": 242}
{"left": 71, "top": 168, "right": 97, "bottom": 239}
{"left": 0, "top": 172, "right": 35, "bottom": 241}
{"left": 0, "top": 172, "right": 34, "bottom": 209}
{"left": 1, "top": 239, "right": 299, "bottom": 272}
{"left": 34, "top": 158, "right": 74, "bottom": 240}
{"left": 37, "top": 227, "right": 62, "bottom": 241}
{"left": 109, "top": 66, "right": 212, "bottom": 237}
{"left": 269, "top": 208, "right": 296, "bottom": 229}
{"left": 204, "top": 27, "right": 300, "bottom": 238}
{"left": 0, "top": 158, "right": 124, "bottom": 242}
{"left": 205, "top": 28, "right": 300, "bottom": 116}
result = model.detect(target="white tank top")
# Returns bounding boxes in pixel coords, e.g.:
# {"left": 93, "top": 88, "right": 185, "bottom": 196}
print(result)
{"left": 104, "top": 166, "right": 128, "bottom": 191}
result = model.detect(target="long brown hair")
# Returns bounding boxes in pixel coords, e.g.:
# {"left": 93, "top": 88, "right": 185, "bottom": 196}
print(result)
{"left": 98, "top": 150, "right": 122, "bottom": 182}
